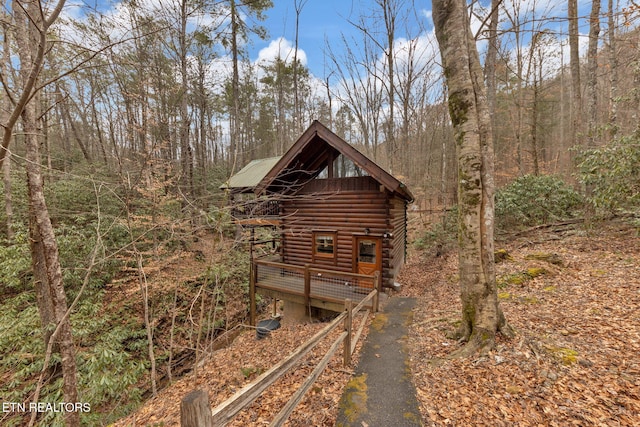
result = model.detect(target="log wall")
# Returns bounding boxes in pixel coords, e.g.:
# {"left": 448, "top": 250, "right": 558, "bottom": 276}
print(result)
{"left": 279, "top": 176, "right": 407, "bottom": 288}
{"left": 388, "top": 196, "right": 407, "bottom": 285}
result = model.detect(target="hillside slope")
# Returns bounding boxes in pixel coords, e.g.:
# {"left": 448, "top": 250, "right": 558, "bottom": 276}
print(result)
{"left": 115, "top": 220, "right": 640, "bottom": 426}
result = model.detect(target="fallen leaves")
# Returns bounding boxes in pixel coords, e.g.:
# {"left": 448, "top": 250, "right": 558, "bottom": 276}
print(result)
{"left": 113, "top": 317, "right": 369, "bottom": 426}
{"left": 402, "top": 221, "right": 640, "bottom": 426}
{"left": 113, "top": 220, "right": 640, "bottom": 426}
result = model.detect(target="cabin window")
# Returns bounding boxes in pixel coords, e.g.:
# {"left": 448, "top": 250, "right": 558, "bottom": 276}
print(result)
{"left": 313, "top": 231, "right": 336, "bottom": 260}
{"left": 358, "top": 240, "right": 377, "bottom": 264}
{"left": 334, "top": 154, "right": 367, "bottom": 178}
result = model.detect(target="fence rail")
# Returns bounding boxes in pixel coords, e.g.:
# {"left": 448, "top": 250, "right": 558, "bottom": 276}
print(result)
{"left": 181, "top": 289, "right": 378, "bottom": 427}
{"left": 250, "top": 260, "right": 380, "bottom": 325}
{"left": 231, "top": 199, "right": 280, "bottom": 219}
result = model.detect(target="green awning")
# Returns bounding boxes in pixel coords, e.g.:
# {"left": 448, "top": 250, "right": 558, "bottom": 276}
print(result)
{"left": 220, "top": 156, "right": 282, "bottom": 193}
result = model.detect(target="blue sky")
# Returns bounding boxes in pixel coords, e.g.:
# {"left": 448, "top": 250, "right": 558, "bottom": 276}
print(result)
{"left": 59, "top": 0, "right": 637, "bottom": 91}
{"left": 252, "top": 1, "right": 431, "bottom": 78}
{"left": 247, "top": 0, "right": 639, "bottom": 83}
{"left": 255, "top": 1, "right": 360, "bottom": 76}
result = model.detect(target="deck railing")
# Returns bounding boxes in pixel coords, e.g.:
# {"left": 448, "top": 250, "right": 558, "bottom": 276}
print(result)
{"left": 231, "top": 199, "right": 280, "bottom": 219}
{"left": 249, "top": 259, "right": 380, "bottom": 325}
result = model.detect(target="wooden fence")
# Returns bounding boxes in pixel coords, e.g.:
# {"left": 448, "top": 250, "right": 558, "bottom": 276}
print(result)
{"left": 181, "top": 289, "right": 378, "bottom": 427}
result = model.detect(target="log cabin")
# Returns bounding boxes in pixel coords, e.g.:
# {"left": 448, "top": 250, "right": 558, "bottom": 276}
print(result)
{"left": 223, "top": 121, "right": 414, "bottom": 322}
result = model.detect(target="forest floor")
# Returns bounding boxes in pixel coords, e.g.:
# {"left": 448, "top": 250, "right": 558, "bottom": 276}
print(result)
{"left": 114, "top": 219, "right": 640, "bottom": 426}
{"left": 403, "top": 219, "right": 640, "bottom": 426}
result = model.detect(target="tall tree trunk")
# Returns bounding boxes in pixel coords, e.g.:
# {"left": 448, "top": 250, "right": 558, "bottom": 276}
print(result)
{"left": 432, "top": 0, "right": 512, "bottom": 356}
{"left": 179, "top": 0, "right": 194, "bottom": 201}
{"left": 484, "top": 0, "right": 500, "bottom": 151}
{"left": 587, "top": 0, "right": 601, "bottom": 148}
{"left": 24, "top": 99, "right": 80, "bottom": 427}
{"left": 2, "top": 154, "right": 12, "bottom": 240}
{"left": 440, "top": 97, "right": 448, "bottom": 209}
{"left": 381, "top": 0, "right": 396, "bottom": 173}
{"left": 197, "top": 67, "right": 208, "bottom": 195}
{"left": 568, "top": 0, "right": 582, "bottom": 147}
{"left": 531, "top": 51, "right": 541, "bottom": 176}
{"left": 7, "top": 1, "right": 80, "bottom": 424}
{"left": 607, "top": 0, "right": 618, "bottom": 139}
{"left": 89, "top": 82, "right": 110, "bottom": 165}
{"left": 229, "top": 0, "right": 241, "bottom": 170}
{"left": 56, "top": 83, "right": 92, "bottom": 163}
{"left": 1, "top": 12, "right": 13, "bottom": 240}
{"left": 293, "top": 0, "right": 306, "bottom": 136}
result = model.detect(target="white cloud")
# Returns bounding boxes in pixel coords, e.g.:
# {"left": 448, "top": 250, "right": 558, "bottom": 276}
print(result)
{"left": 59, "top": 0, "right": 84, "bottom": 21}
{"left": 421, "top": 9, "right": 433, "bottom": 23}
{"left": 256, "top": 37, "right": 308, "bottom": 66}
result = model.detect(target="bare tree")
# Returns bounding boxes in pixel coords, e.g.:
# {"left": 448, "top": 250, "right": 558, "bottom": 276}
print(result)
{"left": 484, "top": 0, "right": 500, "bottom": 152}
{"left": 432, "top": 0, "right": 513, "bottom": 356}
{"left": 586, "top": 0, "right": 601, "bottom": 147}
{"left": 568, "top": 0, "right": 582, "bottom": 147}
{"left": 394, "top": 17, "right": 438, "bottom": 176}
{"left": 293, "top": 0, "right": 308, "bottom": 136}
{"left": 379, "top": 0, "right": 399, "bottom": 173}
{"left": 1, "top": 10, "right": 13, "bottom": 240}
{"left": 606, "top": 0, "right": 618, "bottom": 139}
{"left": 326, "top": 32, "right": 384, "bottom": 160}
{"left": 178, "top": 0, "right": 195, "bottom": 200}
{"left": 2, "top": 0, "right": 80, "bottom": 424}
{"left": 224, "top": 0, "right": 272, "bottom": 169}
{"left": 229, "top": 0, "right": 241, "bottom": 170}
{"left": 502, "top": 0, "right": 530, "bottom": 173}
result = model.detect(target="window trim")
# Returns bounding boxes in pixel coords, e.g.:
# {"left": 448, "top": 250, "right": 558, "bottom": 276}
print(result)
{"left": 312, "top": 230, "right": 337, "bottom": 262}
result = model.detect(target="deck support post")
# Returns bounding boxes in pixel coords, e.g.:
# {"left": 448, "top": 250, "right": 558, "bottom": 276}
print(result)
{"left": 250, "top": 261, "right": 257, "bottom": 326}
{"left": 343, "top": 299, "right": 353, "bottom": 366}
{"left": 249, "top": 228, "right": 256, "bottom": 326}
{"left": 373, "top": 271, "right": 381, "bottom": 312}
{"left": 303, "top": 264, "right": 311, "bottom": 315}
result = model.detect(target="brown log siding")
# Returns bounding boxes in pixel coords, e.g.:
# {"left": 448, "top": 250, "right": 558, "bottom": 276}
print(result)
{"left": 388, "top": 197, "right": 407, "bottom": 284}
{"left": 279, "top": 176, "right": 406, "bottom": 288}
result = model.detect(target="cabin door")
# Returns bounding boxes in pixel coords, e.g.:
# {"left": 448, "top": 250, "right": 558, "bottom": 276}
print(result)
{"left": 354, "top": 237, "right": 382, "bottom": 283}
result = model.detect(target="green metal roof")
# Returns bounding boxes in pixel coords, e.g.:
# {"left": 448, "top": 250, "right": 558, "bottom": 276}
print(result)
{"left": 220, "top": 156, "right": 282, "bottom": 192}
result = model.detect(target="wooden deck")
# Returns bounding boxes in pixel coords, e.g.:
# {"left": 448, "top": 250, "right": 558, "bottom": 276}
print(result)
{"left": 249, "top": 259, "right": 380, "bottom": 324}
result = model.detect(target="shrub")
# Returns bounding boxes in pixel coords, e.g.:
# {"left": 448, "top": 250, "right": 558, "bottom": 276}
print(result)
{"left": 414, "top": 206, "right": 458, "bottom": 254}
{"left": 577, "top": 131, "right": 640, "bottom": 212}
{"left": 0, "top": 228, "right": 31, "bottom": 291}
{"left": 496, "top": 175, "right": 583, "bottom": 229}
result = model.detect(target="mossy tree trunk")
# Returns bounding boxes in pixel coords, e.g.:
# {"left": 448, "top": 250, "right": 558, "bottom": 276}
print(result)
{"left": 24, "top": 101, "right": 80, "bottom": 427}
{"left": 6, "top": 1, "right": 80, "bottom": 424}
{"left": 1, "top": 12, "right": 14, "bottom": 240}
{"left": 432, "top": 0, "right": 513, "bottom": 356}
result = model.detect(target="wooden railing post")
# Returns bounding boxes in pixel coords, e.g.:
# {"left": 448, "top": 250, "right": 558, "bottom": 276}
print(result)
{"left": 373, "top": 271, "right": 381, "bottom": 312}
{"left": 250, "top": 262, "right": 257, "bottom": 326}
{"left": 343, "top": 299, "right": 352, "bottom": 366}
{"left": 181, "top": 389, "right": 213, "bottom": 427}
{"left": 304, "top": 264, "right": 311, "bottom": 309}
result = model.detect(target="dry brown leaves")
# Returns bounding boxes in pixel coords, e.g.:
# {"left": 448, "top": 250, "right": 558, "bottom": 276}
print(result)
{"left": 108, "top": 233, "right": 369, "bottom": 427}
{"left": 114, "top": 221, "right": 639, "bottom": 426}
{"left": 401, "top": 221, "right": 640, "bottom": 426}
{"left": 113, "top": 318, "right": 368, "bottom": 427}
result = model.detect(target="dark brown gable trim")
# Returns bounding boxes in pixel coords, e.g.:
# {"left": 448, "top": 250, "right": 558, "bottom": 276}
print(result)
{"left": 255, "top": 120, "right": 413, "bottom": 202}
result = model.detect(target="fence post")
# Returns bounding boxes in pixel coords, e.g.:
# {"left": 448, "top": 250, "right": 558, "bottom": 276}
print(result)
{"left": 343, "top": 299, "right": 353, "bottom": 366}
{"left": 250, "top": 262, "right": 257, "bottom": 326}
{"left": 304, "top": 264, "right": 311, "bottom": 310}
{"left": 181, "top": 389, "right": 213, "bottom": 427}
{"left": 373, "top": 271, "right": 381, "bottom": 312}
